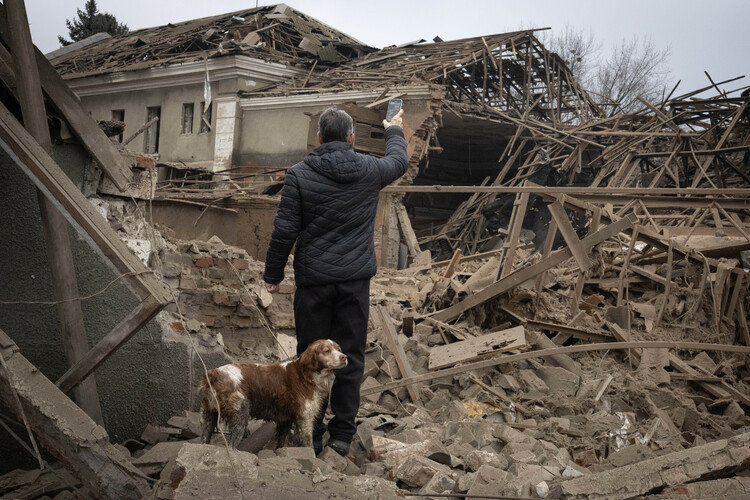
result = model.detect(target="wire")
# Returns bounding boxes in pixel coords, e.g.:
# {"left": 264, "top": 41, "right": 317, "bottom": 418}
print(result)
{"left": 0, "top": 271, "right": 150, "bottom": 305}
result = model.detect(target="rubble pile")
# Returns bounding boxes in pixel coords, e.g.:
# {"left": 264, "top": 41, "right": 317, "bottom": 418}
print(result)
{"left": 157, "top": 231, "right": 294, "bottom": 357}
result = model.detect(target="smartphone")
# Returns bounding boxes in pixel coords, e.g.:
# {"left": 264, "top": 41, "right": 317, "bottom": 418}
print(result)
{"left": 385, "top": 99, "right": 403, "bottom": 122}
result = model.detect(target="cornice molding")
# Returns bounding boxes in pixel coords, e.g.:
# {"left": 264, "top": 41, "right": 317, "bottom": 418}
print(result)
{"left": 65, "top": 55, "right": 305, "bottom": 97}
{"left": 238, "top": 85, "right": 433, "bottom": 110}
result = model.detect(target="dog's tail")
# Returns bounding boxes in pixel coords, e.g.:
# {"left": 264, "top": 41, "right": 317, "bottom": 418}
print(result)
{"left": 198, "top": 371, "right": 219, "bottom": 411}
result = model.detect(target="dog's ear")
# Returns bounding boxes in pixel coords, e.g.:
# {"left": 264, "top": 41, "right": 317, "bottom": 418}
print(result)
{"left": 299, "top": 343, "right": 322, "bottom": 372}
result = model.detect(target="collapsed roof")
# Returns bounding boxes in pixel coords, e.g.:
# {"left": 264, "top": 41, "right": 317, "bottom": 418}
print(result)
{"left": 52, "top": 3, "right": 376, "bottom": 79}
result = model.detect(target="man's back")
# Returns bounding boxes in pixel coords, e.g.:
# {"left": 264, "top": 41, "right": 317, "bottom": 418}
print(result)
{"left": 263, "top": 125, "right": 407, "bottom": 287}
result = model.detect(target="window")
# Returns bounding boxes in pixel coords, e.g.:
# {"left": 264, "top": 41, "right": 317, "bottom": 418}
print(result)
{"left": 199, "top": 101, "right": 212, "bottom": 133}
{"left": 181, "top": 103, "right": 194, "bottom": 134}
{"left": 111, "top": 109, "right": 124, "bottom": 143}
{"left": 143, "top": 106, "right": 161, "bottom": 154}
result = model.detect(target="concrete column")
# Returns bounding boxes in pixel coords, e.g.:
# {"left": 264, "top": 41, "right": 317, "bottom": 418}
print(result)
{"left": 211, "top": 97, "right": 241, "bottom": 181}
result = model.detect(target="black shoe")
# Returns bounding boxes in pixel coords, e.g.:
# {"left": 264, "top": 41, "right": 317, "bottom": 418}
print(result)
{"left": 314, "top": 440, "right": 323, "bottom": 455}
{"left": 326, "top": 439, "right": 350, "bottom": 457}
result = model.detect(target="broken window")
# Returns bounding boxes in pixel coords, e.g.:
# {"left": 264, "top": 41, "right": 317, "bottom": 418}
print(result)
{"left": 110, "top": 109, "right": 124, "bottom": 143}
{"left": 199, "top": 101, "right": 212, "bottom": 133}
{"left": 143, "top": 106, "right": 161, "bottom": 154}
{"left": 181, "top": 103, "right": 194, "bottom": 134}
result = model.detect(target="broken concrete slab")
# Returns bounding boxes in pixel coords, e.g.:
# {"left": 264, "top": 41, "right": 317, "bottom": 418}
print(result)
{"left": 553, "top": 432, "right": 750, "bottom": 499}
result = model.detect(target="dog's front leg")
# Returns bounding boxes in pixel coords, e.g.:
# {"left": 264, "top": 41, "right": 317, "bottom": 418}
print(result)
{"left": 228, "top": 399, "right": 250, "bottom": 448}
{"left": 296, "top": 417, "right": 314, "bottom": 447}
{"left": 275, "top": 420, "right": 293, "bottom": 448}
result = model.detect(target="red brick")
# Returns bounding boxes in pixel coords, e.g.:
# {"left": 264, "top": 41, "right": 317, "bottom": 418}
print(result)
{"left": 213, "top": 291, "right": 230, "bottom": 306}
{"left": 194, "top": 256, "right": 214, "bottom": 268}
{"left": 232, "top": 258, "right": 249, "bottom": 270}
{"left": 169, "top": 322, "right": 185, "bottom": 333}
{"left": 240, "top": 293, "right": 255, "bottom": 306}
{"left": 278, "top": 284, "right": 295, "bottom": 294}
{"left": 134, "top": 156, "right": 155, "bottom": 169}
{"left": 216, "top": 258, "right": 230, "bottom": 269}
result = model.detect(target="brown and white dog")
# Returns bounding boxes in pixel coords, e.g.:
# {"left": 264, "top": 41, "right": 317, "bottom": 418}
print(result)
{"left": 199, "top": 339, "right": 347, "bottom": 448}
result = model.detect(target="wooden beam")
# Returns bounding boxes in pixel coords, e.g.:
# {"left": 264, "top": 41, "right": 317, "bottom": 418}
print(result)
{"left": 430, "top": 214, "right": 637, "bottom": 323}
{"left": 57, "top": 296, "right": 162, "bottom": 394}
{"left": 374, "top": 305, "right": 421, "bottom": 404}
{"left": 5, "top": 0, "right": 102, "bottom": 424}
{"left": 525, "top": 320, "right": 614, "bottom": 343}
{"left": 360, "top": 341, "right": 750, "bottom": 397}
{"left": 0, "top": 100, "right": 171, "bottom": 304}
{"left": 0, "top": 328, "right": 150, "bottom": 498}
{"left": 0, "top": 5, "right": 133, "bottom": 191}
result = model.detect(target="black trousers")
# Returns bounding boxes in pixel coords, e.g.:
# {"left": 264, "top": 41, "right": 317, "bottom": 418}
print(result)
{"left": 293, "top": 278, "right": 369, "bottom": 444}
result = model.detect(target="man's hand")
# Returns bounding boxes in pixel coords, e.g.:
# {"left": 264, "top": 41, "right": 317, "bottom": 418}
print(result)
{"left": 383, "top": 109, "right": 404, "bottom": 129}
{"left": 265, "top": 282, "right": 280, "bottom": 293}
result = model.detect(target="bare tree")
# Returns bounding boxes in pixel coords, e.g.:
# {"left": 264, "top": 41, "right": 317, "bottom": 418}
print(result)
{"left": 594, "top": 36, "right": 671, "bottom": 115}
{"left": 545, "top": 25, "right": 601, "bottom": 87}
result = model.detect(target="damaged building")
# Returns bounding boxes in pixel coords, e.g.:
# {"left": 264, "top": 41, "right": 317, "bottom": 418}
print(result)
{"left": 1, "top": 1, "right": 750, "bottom": 499}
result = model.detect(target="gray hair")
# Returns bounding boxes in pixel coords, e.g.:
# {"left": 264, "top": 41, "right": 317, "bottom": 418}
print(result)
{"left": 317, "top": 107, "right": 354, "bottom": 143}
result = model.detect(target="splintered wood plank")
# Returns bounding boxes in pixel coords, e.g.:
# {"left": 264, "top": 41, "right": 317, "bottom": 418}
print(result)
{"left": 57, "top": 296, "right": 162, "bottom": 394}
{"left": 375, "top": 305, "right": 421, "bottom": 404}
{"left": 500, "top": 192, "right": 530, "bottom": 278}
{"left": 395, "top": 200, "right": 421, "bottom": 257}
{"left": 654, "top": 241, "right": 673, "bottom": 328}
{"left": 429, "top": 326, "right": 526, "bottom": 370}
{"left": 431, "top": 214, "right": 637, "bottom": 323}
{"left": 548, "top": 197, "right": 592, "bottom": 272}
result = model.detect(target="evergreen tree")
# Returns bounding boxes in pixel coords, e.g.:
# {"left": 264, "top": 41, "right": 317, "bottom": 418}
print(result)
{"left": 58, "top": 0, "right": 128, "bottom": 46}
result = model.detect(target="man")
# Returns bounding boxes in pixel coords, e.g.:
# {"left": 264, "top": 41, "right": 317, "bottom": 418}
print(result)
{"left": 263, "top": 107, "right": 407, "bottom": 456}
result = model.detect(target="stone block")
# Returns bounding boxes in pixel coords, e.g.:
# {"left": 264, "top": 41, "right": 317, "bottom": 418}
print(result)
{"left": 535, "top": 366, "right": 580, "bottom": 396}
{"left": 517, "top": 370, "right": 549, "bottom": 393}
{"left": 171, "top": 444, "right": 259, "bottom": 497}
{"left": 496, "top": 374, "right": 522, "bottom": 392}
{"left": 456, "top": 472, "right": 477, "bottom": 493}
{"left": 318, "top": 447, "right": 350, "bottom": 473}
{"left": 475, "top": 464, "right": 507, "bottom": 485}
{"left": 277, "top": 447, "right": 316, "bottom": 461}
{"left": 419, "top": 471, "right": 456, "bottom": 496}
{"left": 179, "top": 276, "right": 198, "bottom": 290}
{"left": 493, "top": 424, "right": 537, "bottom": 445}
{"left": 505, "top": 463, "right": 556, "bottom": 497}
{"left": 507, "top": 449, "right": 540, "bottom": 466}
{"left": 465, "top": 450, "right": 508, "bottom": 472}
{"left": 395, "top": 455, "right": 455, "bottom": 488}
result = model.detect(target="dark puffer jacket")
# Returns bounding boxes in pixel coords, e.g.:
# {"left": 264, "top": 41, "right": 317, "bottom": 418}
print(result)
{"left": 263, "top": 126, "right": 407, "bottom": 287}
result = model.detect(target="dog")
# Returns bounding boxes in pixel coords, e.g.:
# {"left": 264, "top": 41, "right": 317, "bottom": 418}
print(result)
{"left": 199, "top": 339, "right": 347, "bottom": 449}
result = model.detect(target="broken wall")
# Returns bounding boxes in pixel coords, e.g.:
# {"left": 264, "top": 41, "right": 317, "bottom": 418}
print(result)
{"left": 0, "top": 144, "right": 230, "bottom": 474}
{"left": 77, "top": 83, "right": 215, "bottom": 162}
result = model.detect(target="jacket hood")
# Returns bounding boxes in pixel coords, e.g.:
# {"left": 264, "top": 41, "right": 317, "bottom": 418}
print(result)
{"left": 303, "top": 141, "right": 365, "bottom": 183}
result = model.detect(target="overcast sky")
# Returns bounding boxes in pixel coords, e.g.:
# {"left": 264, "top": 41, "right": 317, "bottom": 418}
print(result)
{"left": 25, "top": 0, "right": 750, "bottom": 96}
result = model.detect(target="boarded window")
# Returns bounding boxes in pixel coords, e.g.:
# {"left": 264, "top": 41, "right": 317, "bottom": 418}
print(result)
{"left": 181, "top": 103, "right": 194, "bottom": 134}
{"left": 143, "top": 106, "right": 161, "bottom": 154}
{"left": 111, "top": 109, "right": 124, "bottom": 143}
{"left": 199, "top": 101, "right": 212, "bottom": 133}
